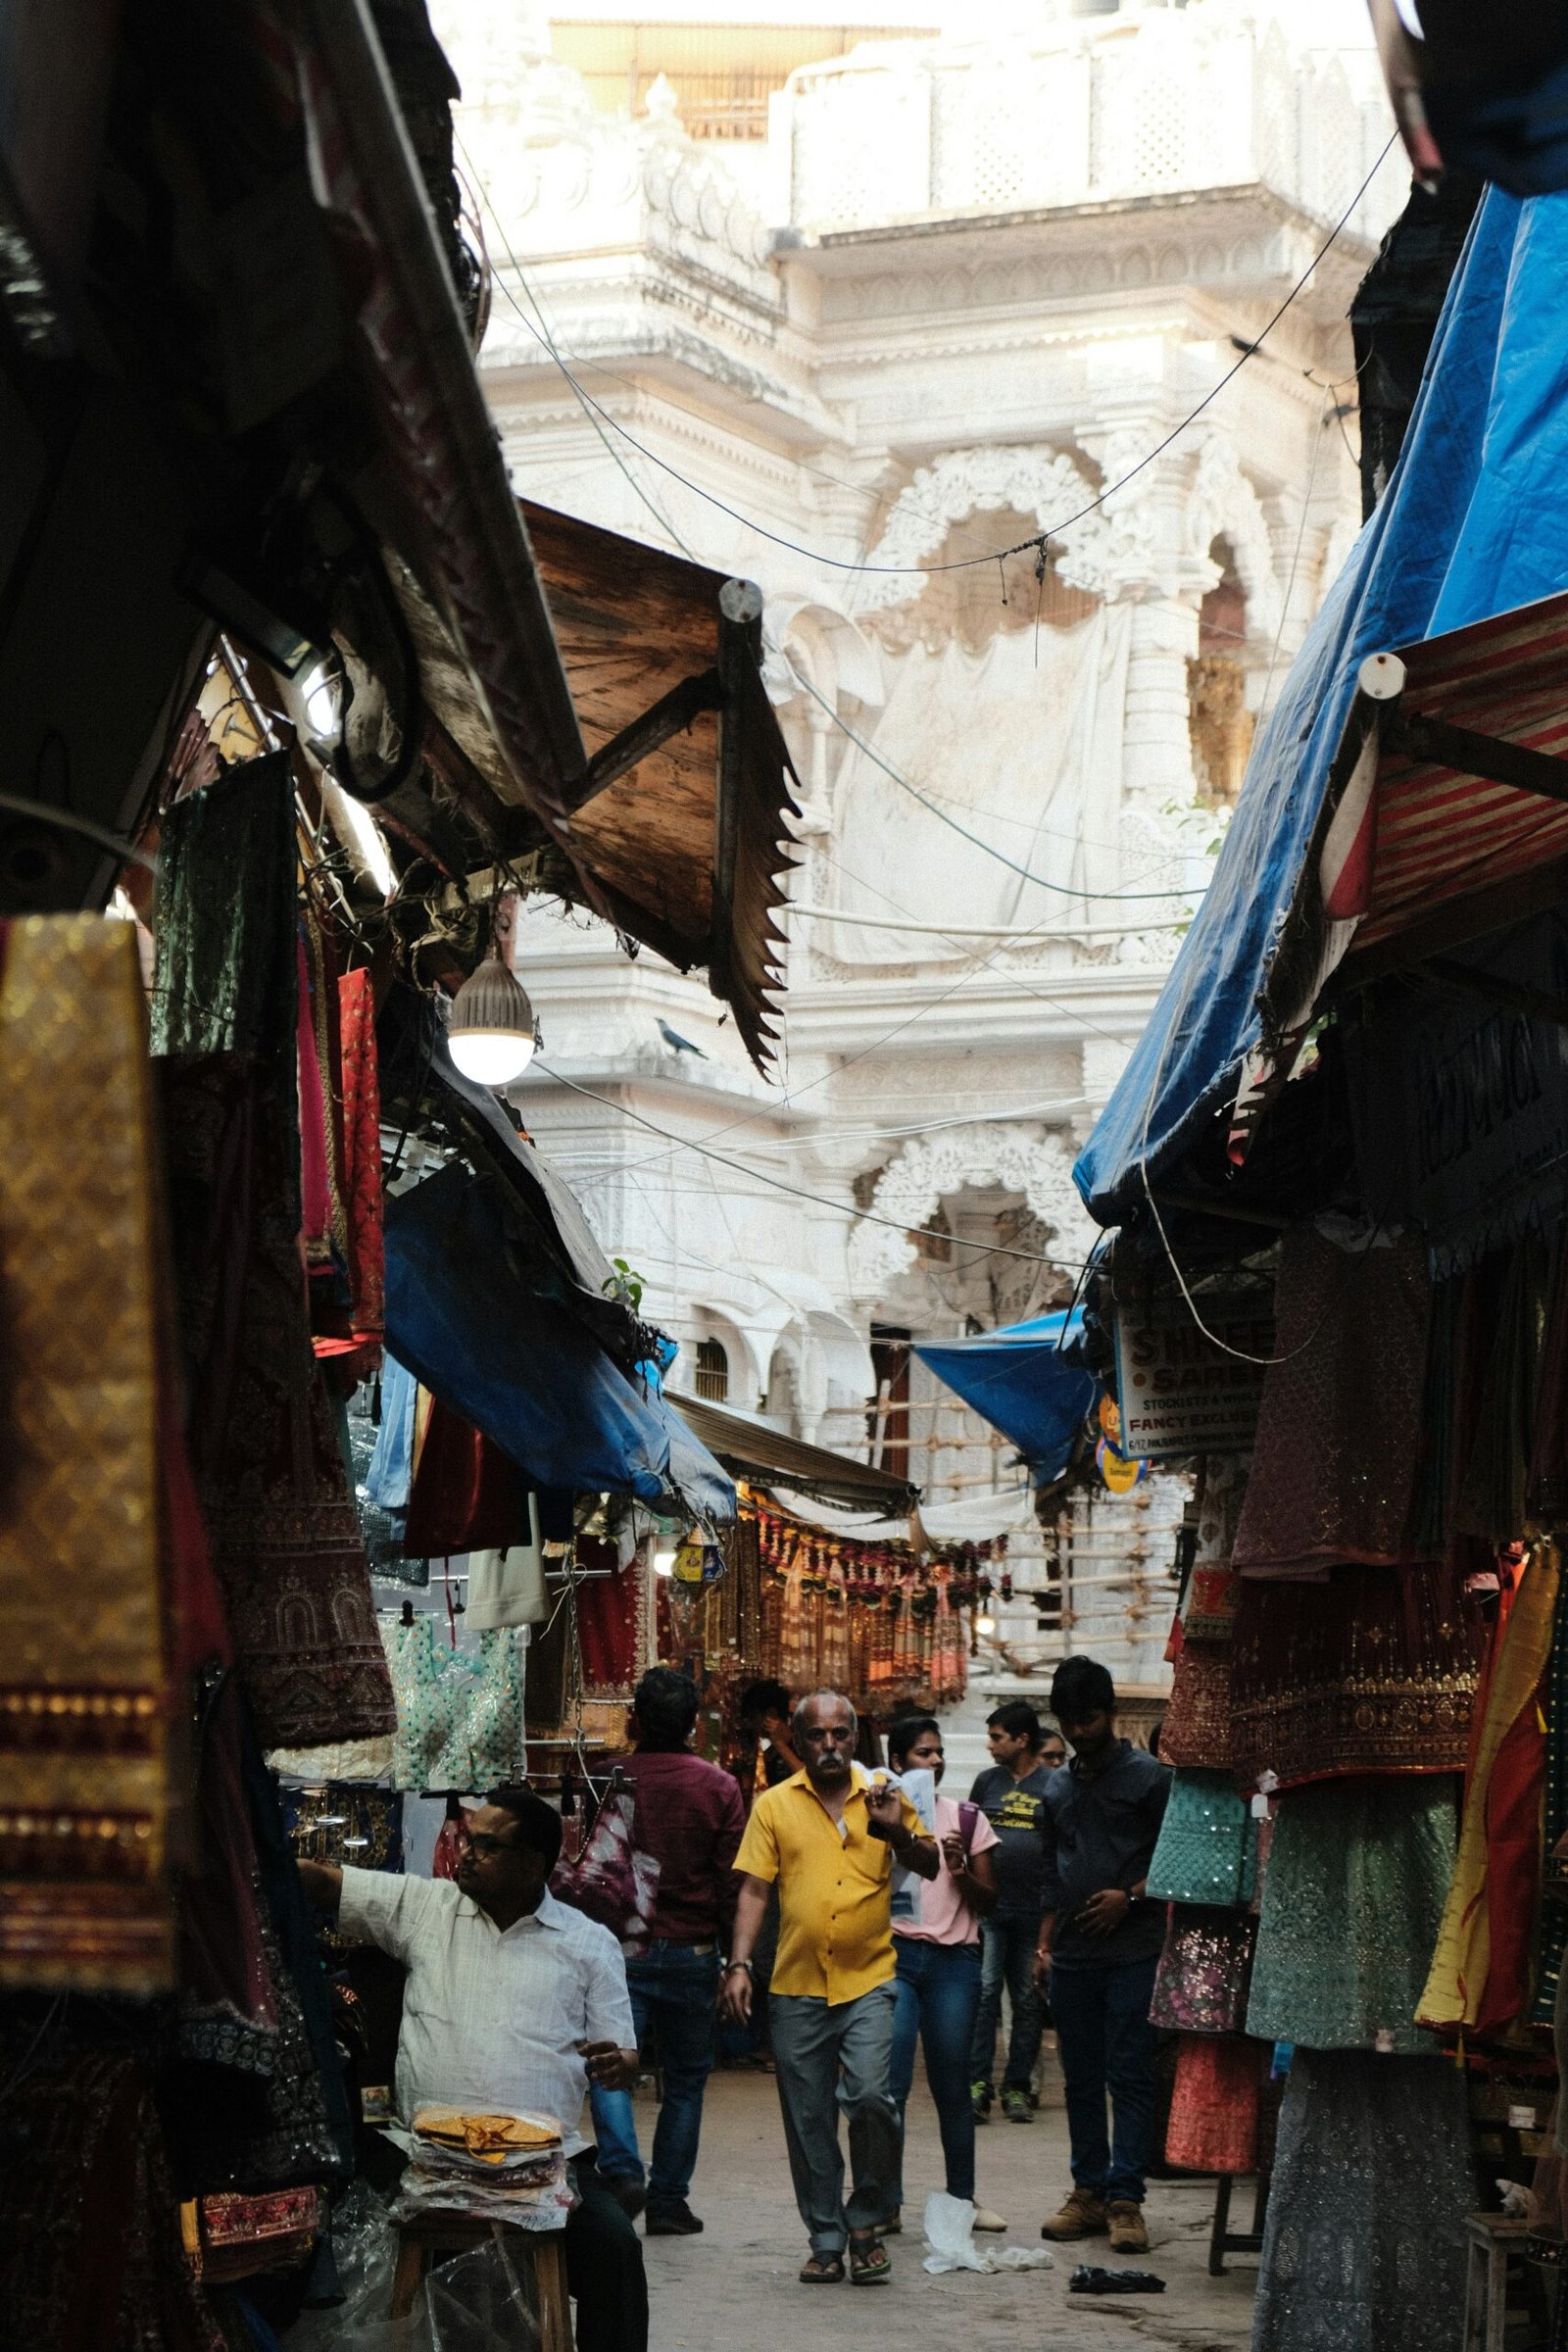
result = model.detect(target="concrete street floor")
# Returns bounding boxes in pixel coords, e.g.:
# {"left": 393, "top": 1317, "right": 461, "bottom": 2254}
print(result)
{"left": 642, "top": 2063, "right": 1259, "bottom": 2352}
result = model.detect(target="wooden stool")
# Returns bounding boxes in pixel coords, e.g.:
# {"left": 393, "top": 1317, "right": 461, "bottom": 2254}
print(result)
{"left": 390, "top": 2214, "right": 573, "bottom": 2351}
{"left": 1208, "top": 2169, "right": 1270, "bottom": 2278}
{"left": 1462, "top": 2213, "right": 1533, "bottom": 2352}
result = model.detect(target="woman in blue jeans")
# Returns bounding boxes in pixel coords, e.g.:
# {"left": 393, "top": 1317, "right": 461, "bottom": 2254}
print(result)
{"left": 885, "top": 1718, "right": 1000, "bottom": 2227}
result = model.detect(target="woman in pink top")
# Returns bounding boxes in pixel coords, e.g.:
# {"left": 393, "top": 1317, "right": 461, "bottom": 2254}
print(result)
{"left": 886, "top": 1716, "right": 999, "bottom": 2222}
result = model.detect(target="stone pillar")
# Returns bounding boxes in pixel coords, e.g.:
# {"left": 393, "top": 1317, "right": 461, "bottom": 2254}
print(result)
{"left": 1122, "top": 594, "right": 1200, "bottom": 808}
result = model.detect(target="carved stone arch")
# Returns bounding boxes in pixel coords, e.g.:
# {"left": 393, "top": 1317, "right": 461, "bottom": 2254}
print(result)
{"left": 1189, "top": 434, "right": 1284, "bottom": 643}
{"left": 852, "top": 444, "right": 1108, "bottom": 614}
{"left": 846, "top": 1126, "right": 1097, "bottom": 1301}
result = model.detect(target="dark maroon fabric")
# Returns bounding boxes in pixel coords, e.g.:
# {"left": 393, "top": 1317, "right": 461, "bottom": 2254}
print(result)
{"left": 617, "top": 1749, "right": 747, "bottom": 1943}
{"left": 402, "top": 1396, "right": 531, "bottom": 1555}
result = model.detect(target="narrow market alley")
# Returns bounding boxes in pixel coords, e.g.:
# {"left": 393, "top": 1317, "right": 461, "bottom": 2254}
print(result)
{"left": 645, "top": 2068, "right": 1255, "bottom": 2352}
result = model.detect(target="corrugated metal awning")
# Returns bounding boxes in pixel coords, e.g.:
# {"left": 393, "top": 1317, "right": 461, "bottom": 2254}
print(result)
{"left": 1324, "top": 588, "right": 1568, "bottom": 969}
{"left": 672, "top": 1395, "right": 919, "bottom": 1512}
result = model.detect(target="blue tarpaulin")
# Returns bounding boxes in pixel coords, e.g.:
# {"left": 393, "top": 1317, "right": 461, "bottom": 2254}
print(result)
{"left": 914, "top": 1309, "right": 1098, "bottom": 1483}
{"left": 385, "top": 1161, "right": 736, "bottom": 1521}
{"left": 1075, "top": 188, "right": 1568, "bottom": 1228}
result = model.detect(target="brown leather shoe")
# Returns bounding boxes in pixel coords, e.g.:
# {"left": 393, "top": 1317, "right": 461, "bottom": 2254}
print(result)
{"left": 1041, "top": 2187, "right": 1108, "bottom": 2241}
{"left": 1106, "top": 2200, "right": 1149, "bottom": 2253}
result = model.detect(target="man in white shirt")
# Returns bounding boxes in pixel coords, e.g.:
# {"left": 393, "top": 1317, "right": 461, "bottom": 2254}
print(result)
{"left": 298, "top": 1787, "right": 647, "bottom": 2352}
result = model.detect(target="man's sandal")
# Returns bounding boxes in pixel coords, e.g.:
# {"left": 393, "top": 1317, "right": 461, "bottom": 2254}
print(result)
{"left": 849, "top": 2233, "right": 892, "bottom": 2283}
{"left": 799, "top": 2254, "right": 845, "bottom": 2283}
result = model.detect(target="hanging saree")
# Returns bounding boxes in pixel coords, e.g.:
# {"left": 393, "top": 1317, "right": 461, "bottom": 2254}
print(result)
{"left": 1229, "top": 1560, "right": 1483, "bottom": 1789}
{"left": 1248, "top": 1775, "right": 1458, "bottom": 2053}
{"left": 0, "top": 916, "right": 178, "bottom": 1995}
{"left": 1146, "top": 1770, "right": 1258, "bottom": 1907}
{"left": 1419, "top": 1541, "right": 1559, "bottom": 2035}
{"left": 1165, "top": 2034, "right": 1272, "bottom": 2173}
{"left": 575, "top": 1539, "right": 644, "bottom": 1699}
{"left": 0, "top": 2049, "right": 222, "bottom": 2352}
{"left": 402, "top": 1395, "right": 533, "bottom": 1555}
{"left": 149, "top": 751, "right": 297, "bottom": 1058}
{"left": 160, "top": 1057, "right": 395, "bottom": 1748}
{"left": 1156, "top": 1637, "right": 1236, "bottom": 1771}
{"left": 1150, "top": 1908, "right": 1257, "bottom": 2035}
{"left": 1536, "top": 1575, "right": 1568, "bottom": 2027}
{"left": 1232, "top": 1228, "right": 1433, "bottom": 1580}
{"left": 1251, "top": 2051, "right": 1472, "bottom": 2352}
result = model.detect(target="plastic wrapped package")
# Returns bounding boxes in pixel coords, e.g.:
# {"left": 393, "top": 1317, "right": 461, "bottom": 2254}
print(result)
{"left": 282, "top": 2185, "right": 550, "bottom": 2352}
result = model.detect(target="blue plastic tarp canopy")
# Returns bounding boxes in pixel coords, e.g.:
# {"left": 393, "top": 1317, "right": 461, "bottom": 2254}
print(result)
{"left": 1075, "top": 187, "right": 1568, "bottom": 1229}
{"left": 913, "top": 1309, "right": 1097, "bottom": 1483}
{"left": 385, "top": 1161, "right": 736, "bottom": 1522}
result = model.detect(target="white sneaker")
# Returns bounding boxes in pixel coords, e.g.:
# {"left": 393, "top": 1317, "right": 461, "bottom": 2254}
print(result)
{"left": 973, "top": 2208, "right": 1008, "bottom": 2232}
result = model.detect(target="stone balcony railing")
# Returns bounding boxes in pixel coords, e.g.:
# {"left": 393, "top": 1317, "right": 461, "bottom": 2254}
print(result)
{"left": 776, "top": 7, "right": 1400, "bottom": 241}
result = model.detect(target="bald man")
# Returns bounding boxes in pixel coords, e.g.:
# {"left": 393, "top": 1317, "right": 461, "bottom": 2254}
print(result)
{"left": 721, "top": 1692, "right": 937, "bottom": 2283}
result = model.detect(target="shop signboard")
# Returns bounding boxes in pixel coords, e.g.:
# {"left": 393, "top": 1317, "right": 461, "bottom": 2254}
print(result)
{"left": 1112, "top": 1294, "right": 1274, "bottom": 1459}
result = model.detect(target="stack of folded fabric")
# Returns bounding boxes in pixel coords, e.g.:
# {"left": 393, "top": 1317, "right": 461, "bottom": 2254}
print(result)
{"left": 394, "top": 2108, "right": 572, "bottom": 2230}
{"left": 181, "top": 2187, "right": 325, "bottom": 2281}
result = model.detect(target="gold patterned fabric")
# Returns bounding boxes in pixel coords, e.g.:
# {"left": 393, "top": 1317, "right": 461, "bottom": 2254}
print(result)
{"left": 0, "top": 916, "right": 175, "bottom": 1994}
{"left": 1230, "top": 1560, "right": 1484, "bottom": 1789}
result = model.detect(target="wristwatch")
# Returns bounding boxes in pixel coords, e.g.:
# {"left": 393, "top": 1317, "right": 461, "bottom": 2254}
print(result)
{"left": 724, "top": 1958, "right": 754, "bottom": 1977}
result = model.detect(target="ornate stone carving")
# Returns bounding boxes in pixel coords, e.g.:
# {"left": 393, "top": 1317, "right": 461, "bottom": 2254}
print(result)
{"left": 853, "top": 444, "right": 1124, "bottom": 615}
{"left": 1189, "top": 433, "right": 1285, "bottom": 642}
{"left": 847, "top": 1125, "right": 1097, "bottom": 1300}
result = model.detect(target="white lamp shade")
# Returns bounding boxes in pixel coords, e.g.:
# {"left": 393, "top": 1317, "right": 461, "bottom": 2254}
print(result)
{"left": 448, "top": 956, "right": 536, "bottom": 1089}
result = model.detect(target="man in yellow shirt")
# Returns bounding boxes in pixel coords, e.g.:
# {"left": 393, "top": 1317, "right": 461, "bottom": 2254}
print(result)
{"left": 721, "top": 1690, "right": 937, "bottom": 2283}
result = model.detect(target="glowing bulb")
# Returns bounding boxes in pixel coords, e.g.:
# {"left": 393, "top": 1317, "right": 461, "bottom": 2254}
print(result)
{"left": 301, "top": 662, "right": 340, "bottom": 741}
{"left": 654, "top": 1549, "right": 677, "bottom": 1578}
{"left": 447, "top": 956, "right": 537, "bottom": 1089}
{"left": 976, "top": 1614, "right": 995, "bottom": 1635}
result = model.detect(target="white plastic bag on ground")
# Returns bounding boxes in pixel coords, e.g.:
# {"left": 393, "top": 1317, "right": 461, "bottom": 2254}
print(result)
{"left": 921, "top": 2193, "right": 1055, "bottom": 2276}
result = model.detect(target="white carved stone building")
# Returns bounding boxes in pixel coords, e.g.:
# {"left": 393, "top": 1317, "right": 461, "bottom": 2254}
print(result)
{"left": 435, "top": 0, "right": 1400, "bottom": 1692}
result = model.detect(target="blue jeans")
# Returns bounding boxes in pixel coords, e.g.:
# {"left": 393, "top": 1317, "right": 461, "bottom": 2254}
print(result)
{"left": 1049, "top": 1953, "right": 1161, "bottom": 2206}
{"left": 592, "top": 1942, "right": 720, "bottom": 2206}
{"left": 890, "top": 1938, "right": 981, "bottom": 2203}
{"left": 968, "top": 1913, "right": 1043, "bottom": 2093}
{"left": 590, "top": 2082, "right": 643, "bottom": 2184}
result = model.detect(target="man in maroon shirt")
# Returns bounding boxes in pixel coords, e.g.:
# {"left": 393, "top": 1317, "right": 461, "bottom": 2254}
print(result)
{"left": 602, "top": 1666, "right": 745, "bottom": 2236}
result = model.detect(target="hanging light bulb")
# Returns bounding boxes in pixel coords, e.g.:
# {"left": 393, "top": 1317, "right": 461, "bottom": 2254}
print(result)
{"left": 653, "top": 1548, "right": 677, "bottom": 1578}
{"left": 447, "top": 953, "right": 536, "bottom": 1088}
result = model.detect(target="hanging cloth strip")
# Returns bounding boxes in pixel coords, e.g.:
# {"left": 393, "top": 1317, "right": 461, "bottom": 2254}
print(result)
{"left": 466, "top": 1502, "right": 550, "bottom": 1633}
{"left": 0, "top": 915, "right": 180, "bottom": 1995}
{"left": 1419, "top": 1540, "right": 1560, "bottom": 2034}
{"left": 334, "top": 965, "right": 384, "bottom": 1372}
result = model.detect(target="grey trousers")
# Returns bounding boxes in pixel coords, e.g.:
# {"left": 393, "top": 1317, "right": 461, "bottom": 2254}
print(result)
{"left": 769, "top": 1984, "right": 900, "bottom": 2257}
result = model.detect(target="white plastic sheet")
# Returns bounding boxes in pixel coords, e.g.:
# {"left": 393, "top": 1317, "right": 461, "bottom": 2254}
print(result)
{"left": 921, "top": 2192, "right": 1055, "bottom": 2275}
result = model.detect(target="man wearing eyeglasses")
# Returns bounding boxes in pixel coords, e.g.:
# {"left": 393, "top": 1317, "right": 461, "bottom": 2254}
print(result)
{"left": 298, "top": 1786, "right": 646, "bottom": 2352}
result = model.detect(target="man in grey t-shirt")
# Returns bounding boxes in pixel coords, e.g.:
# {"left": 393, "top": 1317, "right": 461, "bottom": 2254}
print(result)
{"left": 966, "top": 1700, "right": 1063, "bottom": 2122}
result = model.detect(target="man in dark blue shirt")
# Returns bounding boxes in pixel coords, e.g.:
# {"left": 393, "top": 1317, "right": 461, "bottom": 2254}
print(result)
{"left": 1034, "top": 1656, "right": 1170, "bottom": 2255}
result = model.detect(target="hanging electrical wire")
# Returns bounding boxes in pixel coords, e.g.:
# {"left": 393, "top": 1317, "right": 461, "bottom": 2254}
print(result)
{"left": 466, "top": 135, "right": 1395, "bottom": 580}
